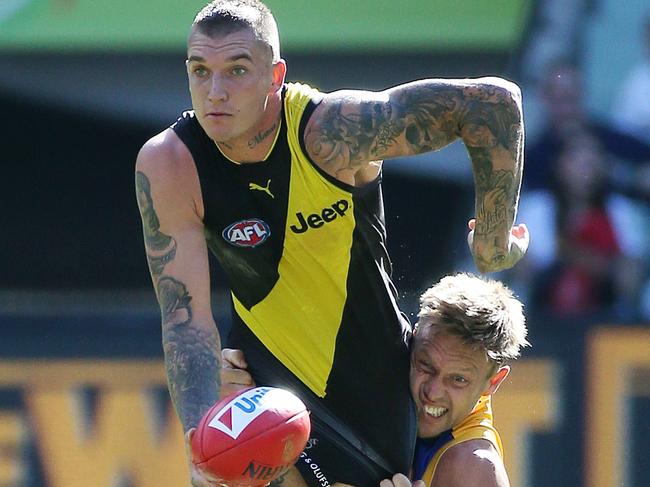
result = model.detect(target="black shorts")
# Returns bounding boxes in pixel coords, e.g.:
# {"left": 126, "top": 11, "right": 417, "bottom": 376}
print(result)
{"left": 228, "top": 321, "right": 417, "bottom": 487}
{"left": 293, "top": 412, "right": 395, "bottom": 487}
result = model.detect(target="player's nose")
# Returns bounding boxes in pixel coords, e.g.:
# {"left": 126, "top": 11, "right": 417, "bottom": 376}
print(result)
{"left": 421, "top": 376, "right": 444, "bottom": 402}
{"left": 208, "top": 75, "right": 228, "bottom": 102}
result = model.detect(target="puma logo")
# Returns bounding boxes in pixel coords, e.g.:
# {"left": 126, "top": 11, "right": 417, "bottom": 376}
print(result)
{"left": 249, "top": 179, "right": 274, "bottom": 199}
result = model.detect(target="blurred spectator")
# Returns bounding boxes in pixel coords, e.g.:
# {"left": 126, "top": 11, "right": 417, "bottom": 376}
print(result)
{"left": 523, "top": 132, "right": 639, "bottom": 316}
{"left": 535, "top": 133, "right": 621, "bottom": 315}
{"left": 514, "top": 59, "right": 650, "bottom": 320}
{"left": 610, "top": 14, "right": 650, "bottom": 144}
{"left": 525, "top": 59, "right": 650, "bottom": 192}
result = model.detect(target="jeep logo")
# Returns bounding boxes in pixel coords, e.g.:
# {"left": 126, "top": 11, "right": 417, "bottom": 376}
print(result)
{"left": 289, "top": 200, "right": 350, "bottom": 234}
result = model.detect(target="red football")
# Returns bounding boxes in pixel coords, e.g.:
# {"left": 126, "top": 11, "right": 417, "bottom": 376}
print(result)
{"left": 191, "top": 386, "right": 311, "bottom": 486}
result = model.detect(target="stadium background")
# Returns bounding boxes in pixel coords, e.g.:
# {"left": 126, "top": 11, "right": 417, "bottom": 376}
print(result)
{"left": 1, "top": 0, "right": 649, "bottom": 486}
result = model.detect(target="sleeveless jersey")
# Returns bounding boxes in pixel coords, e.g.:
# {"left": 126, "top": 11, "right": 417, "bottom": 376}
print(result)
{"left": 412, "top": 396, "right": 503, "bottom": 485}
{"left": 171, "top": 83, "right": 417, "bottom": 479}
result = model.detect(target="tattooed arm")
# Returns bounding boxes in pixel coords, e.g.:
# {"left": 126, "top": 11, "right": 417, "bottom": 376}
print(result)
{"left": 304, "top": 77, "right": 527, "bottom": 273}
{"left": 136, "top": 129, "right": 222, "bottom": 486}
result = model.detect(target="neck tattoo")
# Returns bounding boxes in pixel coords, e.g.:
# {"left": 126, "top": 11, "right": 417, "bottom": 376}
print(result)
{"left": 248, "top": 122, "right": 277, "bottom": 149}
{"left": 217, "top": 140, "right": 233, "bottom": 150}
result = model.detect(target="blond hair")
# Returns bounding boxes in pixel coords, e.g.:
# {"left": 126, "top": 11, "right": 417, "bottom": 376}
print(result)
{"left": 416, "top": 273, "right": 529, "bottom": 363}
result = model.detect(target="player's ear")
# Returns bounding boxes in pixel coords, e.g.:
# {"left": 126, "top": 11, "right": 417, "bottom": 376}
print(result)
{"left": 270, "top": 59, "right": 287, "bottom": 92}
{"left": 483, "top": 365, "right": 510, "bottom": 396}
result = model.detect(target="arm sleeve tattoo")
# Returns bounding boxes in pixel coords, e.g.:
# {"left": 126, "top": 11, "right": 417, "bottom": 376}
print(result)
{"left": 135, "top": 170, "right": 221, "bottom": 431}
{"left": 306, "top": 79, "right": 524, "bottom": 263}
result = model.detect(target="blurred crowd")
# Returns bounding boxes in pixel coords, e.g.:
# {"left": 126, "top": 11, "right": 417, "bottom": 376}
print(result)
{"left": 508, "top": 14, "right": 650, "bottom": 322}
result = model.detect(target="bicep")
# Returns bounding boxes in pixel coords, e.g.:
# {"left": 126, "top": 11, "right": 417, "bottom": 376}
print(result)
{"left": 305, "top": 78, "right": 521, "bottom": 175}
{"left": 135, "top": 139, "right": 213, "bottom": 325}
{"left": 304, "top": 82, "right": 464, "bottom": 178}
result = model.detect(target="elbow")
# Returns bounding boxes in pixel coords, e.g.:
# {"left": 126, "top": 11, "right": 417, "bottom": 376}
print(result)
{"left": 477, "top": 76, "right": 522, "bottom": 105}
{"left": 459, "top": 77, "right": 524, "bottom": 147}
{"left": 468, "top": 77, "right": 523, "bottom": 123}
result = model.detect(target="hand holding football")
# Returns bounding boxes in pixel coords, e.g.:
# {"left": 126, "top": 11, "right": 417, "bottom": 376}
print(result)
{"left": 191, "top": 387, "right": 311, "bottom": 487}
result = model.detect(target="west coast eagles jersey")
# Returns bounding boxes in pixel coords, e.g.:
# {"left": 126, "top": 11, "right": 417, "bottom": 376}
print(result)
{"left": 171, "top": 82, "right": 417, "bottom": 478}
{"left": 413, "top": 395, "right": 504, "bottom": 485}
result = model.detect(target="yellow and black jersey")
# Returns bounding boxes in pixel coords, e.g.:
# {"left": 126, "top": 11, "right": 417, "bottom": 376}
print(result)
{"left": 171, "top": 83, "right": 416, "bottom": 485}
{"left": 412, "top": 396, "right": 503, "bottom": 485}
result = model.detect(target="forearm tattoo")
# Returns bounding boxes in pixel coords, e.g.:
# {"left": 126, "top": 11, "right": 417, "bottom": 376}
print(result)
{"left": 135, "top": 171, "right": 177, "bottom": 277}
{"left": 158, "top": 276, "right": 193, "bottom": 326}
{"left": 470, "top": 145, "right": 518, "bottom": 229}
{"left": 159, "top": 276, "right": 221, "bottom": 431}
{"left": 460, "top": 85, "right": 523, "bottom": 264}
{"left": 470, "top": 149, "right": 517, "bottom": 266}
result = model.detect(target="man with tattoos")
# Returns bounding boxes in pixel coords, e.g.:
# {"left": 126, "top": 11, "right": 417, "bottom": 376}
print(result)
{"left": 134, "top": 1, "right": 528, "bottom": 486}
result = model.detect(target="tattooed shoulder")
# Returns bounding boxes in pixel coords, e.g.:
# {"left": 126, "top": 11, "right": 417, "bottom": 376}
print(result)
{"left": 304, "top": 93, "right": 402, "bottom": 181}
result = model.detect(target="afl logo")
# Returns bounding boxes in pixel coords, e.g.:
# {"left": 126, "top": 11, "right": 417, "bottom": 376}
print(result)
{"left": 223, "top": 219, "right": 271, "bottom": 248}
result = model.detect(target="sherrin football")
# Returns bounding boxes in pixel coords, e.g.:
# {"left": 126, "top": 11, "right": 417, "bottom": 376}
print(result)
{"left": 191, "top": 386, "right": 311, "bottom": 486}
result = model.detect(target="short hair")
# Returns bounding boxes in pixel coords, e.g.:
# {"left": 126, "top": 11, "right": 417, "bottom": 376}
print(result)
{"left": 416, "top": 273, "right": 529, "bottom": 364}
{"left": 192, "top": 0, "right": 281, "bottom": 62}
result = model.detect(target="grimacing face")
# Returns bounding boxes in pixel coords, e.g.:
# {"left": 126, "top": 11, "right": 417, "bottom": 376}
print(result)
{"left": 409, "top": 327, "right": 509, "bottom": 438}
{"left": 186, "top": 26, "right": 283, "bottom": 144}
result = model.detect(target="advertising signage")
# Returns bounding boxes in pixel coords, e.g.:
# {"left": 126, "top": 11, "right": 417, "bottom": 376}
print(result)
{"left": 0, "top": 0, "right": 530, "bottom": 52}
